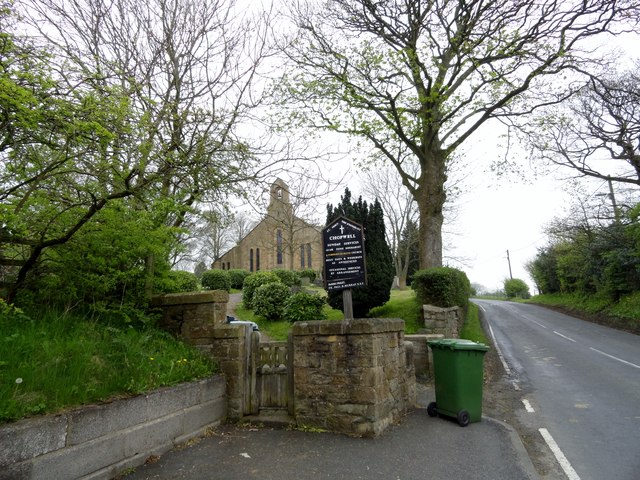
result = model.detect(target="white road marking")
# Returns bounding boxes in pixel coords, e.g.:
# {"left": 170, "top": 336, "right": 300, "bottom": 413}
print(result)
{"left": 539, "top": 428, "right": 581, "bottom": 480}
{"left": 553, "top": 331, "right": 577, "bottom": 343}
{"left": 522, "top": 399, "right": 535, "bottom": 413}
{"left": 487, "top": 323, "right": 511, "bottom": 375}
{"left": 512, "top": 380, "right": 521, "bottom": 391}
{"left": 529, "top": 318, "right": 548, "bottom": 329}
{"left": 589, "top": 347, "right": 640, "bottom": 369}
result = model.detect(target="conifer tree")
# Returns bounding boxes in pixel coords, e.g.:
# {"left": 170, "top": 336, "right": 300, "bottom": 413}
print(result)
{"left": 326, "top": 189, "right": 394, "bottom": 317}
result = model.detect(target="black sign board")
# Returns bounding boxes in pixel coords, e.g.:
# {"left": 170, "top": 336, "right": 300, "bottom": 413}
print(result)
{"left": 323, "top": 216, "right": 367, "bottom": 291}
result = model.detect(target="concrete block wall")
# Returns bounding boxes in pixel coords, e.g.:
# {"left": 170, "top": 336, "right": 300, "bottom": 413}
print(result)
{"left": 291, "top": 318, "right": 416, "bottom": 437}
{"left": 0, "top": 377, "right": 226, "bottom": 480}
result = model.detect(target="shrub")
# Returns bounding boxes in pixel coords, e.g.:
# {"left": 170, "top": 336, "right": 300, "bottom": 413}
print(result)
{"left": 242, "top": 271, "right": 281, "bottom": 309}
{"left": 299, "top": 268, "right": 317, "bottom": 283}
{"left": 504, "top": 278, "right": 531, "bottom": 299}
{"left": 253, "top": 282, "right": 291, "bottom": 320}
{"left": 273, "top": 269, "right": 300, "bottom": 287}
{"left": 412, "top": 267, "right": 471, "bottom": 311}
{"left": 155, "top": 270, "right": 199, "bottom": 294}
{"left": 283, "top": 291, "right": 327, "bottom": 323}
{"left": 228, "top": 269, "right": 250, "bottom": 290}
{"left": 200, "top": 269, "right": 231, "bottom": 292}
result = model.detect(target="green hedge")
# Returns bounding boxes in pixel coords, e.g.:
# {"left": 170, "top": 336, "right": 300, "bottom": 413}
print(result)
{"left": 412, "top": 267, "right": 471, "bottom": 311}
{"left": 201, "top": 269, "right": 231, "bottom": 292}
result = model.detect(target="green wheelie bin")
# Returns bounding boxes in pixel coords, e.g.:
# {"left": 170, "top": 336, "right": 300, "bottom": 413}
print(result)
{"left": 426, "top": 338, "right": 490, "bottom": 427}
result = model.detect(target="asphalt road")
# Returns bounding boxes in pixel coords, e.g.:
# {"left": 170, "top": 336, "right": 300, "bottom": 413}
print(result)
{"left": 474, "top": 300, "right": 640, "bottom": 480}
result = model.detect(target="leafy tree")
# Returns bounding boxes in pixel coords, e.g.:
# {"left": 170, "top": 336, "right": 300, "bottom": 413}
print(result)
{"left": 326, "top": 189, "right": 394, "bottom": 318}
{"left": 278, "top": 0, "right": 637, "bottom": 270}
{"left": 503, "top": 278, "right": 531, "bottom": 299}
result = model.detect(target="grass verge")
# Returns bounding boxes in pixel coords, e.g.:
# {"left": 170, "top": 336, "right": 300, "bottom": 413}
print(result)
{"left": 0, "top": 304, "right": 215, "bottom": 423}
{"left": 528, "top": 292, "right": 640, "bottom": 335}
{"left": 460, "top": 302, "right": 489, "bottom": 344}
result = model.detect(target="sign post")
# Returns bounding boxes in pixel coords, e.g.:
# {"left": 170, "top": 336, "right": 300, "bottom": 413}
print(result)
{"left": 322, "top": 217, "right": 367, "bottom": 321}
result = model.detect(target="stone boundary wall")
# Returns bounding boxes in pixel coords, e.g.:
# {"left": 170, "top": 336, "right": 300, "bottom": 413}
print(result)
{"left": 292, "top": 318, "right": 416, "bottom": 437}
{"left": 151, "top": 291, "right": 229, "bottom": 356}
{"left": 0, "top": 377, "right": 226, "bottom": 480}
{"left": 405, "top": 334, "right": 445, "bottom": 378}
{"left": 422, "top": 304, "right": 461, "bottom": 338}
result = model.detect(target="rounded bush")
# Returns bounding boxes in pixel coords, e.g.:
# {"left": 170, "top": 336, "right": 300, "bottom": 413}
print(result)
{"left": 283, "top": 291, "right": 327, "bottom": 323}
{"left": 160, "top": 270, "right": 199, "bottom": 293}
{"left": 299, "top": 268, "right": 317, "bottom": 283}
{"left": 504, "top": 278, "right": 531, "bottom": 299}
{"left": 412, "top": 267, "right": 471, "bottom": 311}
{"left": 253, "top": 282, "right": 291, "bottom": 321}
{"left": 273, "top": 269, "right": 300, "bottom": 287}
{"left": 242, "top": 271, "right": 281, "bottom": 309}
{"left": 200, "top": 269, "right": 231, "bottom": 292}
{"left": 228, "top": 269, "right": 250, "bottom": 290}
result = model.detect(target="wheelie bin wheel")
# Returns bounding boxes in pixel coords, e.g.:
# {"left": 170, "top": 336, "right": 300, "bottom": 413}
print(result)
{"left": 427, "top": 402, "right": 438, "bottom": 417}
{"left": 457, "top": 410, "right": 470, "bottom": 427}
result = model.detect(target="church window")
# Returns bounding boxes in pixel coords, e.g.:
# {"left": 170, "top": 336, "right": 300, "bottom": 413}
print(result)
{"left": 250, "top": 249, "right": 254, "bottom": 272}
{"left": 307, "top": 243, "right": 312, "bottom": 268}
{"left": 256, "top": 248, "right": 261, "bottom": 271}
{"left": 277, "top": 230, "right": 283, "bottom": 265}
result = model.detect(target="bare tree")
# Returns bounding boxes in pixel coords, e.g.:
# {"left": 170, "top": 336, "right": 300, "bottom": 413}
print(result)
{"left": 277, "top": 0, "right": 638, "bottom": 269}
{"left": 361, "top": 159, "right": 418, "bottom": 288}
{"left": 524, "top": 63, "right": 640, "bottom": 188}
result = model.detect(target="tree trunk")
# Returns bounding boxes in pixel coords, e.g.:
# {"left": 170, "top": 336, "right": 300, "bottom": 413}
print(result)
{"left": 415, "top": 157, "right": 446, "bottom": 269}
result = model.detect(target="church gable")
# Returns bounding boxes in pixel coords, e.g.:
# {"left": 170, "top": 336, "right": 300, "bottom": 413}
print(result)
{"left": 213, "top": 179, "right": 322, "bottom": 273}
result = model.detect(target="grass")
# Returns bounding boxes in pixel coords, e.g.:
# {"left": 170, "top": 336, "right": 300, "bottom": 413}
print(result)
{"left": 0, "top": 304, "right": 215, "bottom": 423}
{"left": 368, "top": 289, "right": 422, "bottom": 333}
{"left": 235, "top": 298, "right": 343, "bottom": 341}
{"left": 459, "top": 303, "right": 489, "bottom": 344}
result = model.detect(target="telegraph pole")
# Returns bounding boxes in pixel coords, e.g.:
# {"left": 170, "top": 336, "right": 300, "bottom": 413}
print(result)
{"left": 506, "top": 250, "right": 513, "bottom": 280}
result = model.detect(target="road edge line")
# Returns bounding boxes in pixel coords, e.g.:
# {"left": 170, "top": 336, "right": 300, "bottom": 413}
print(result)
{"left": 539, "top": 427, "right": 581, "bottom": 480}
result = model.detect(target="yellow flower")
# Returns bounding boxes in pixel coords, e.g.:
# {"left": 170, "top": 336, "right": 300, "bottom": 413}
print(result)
{"left": 149, "top": 357, "right": 155, "bottom": 361}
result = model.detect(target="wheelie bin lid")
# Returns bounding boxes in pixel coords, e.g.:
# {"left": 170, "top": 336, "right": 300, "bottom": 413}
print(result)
{"left": 427, "top": 338, "right": 490, "bottom": 351}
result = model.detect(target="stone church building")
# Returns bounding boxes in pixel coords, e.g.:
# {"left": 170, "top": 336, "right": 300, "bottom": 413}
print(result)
{"left": 212, "top": 179, "right": 323, "bottom": 273}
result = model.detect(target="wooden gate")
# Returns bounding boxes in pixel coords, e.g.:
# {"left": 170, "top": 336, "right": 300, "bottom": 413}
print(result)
{"left": 245, "top": 332, "right": 293, "bottom": 416}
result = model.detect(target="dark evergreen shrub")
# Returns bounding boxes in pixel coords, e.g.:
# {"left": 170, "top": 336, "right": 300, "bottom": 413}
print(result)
{"left": 200, "top": 269, "right": 231, "bottom": 292}
{"left": 325, "top": 189, "right": 394, "bottom": 318}
{"left": 253, "top": 282, "right": 291, "bottom": 320}
{"left": 242, "top": 271, "right": 281, "bottom": 309}
{"left": 283, "top": 291, "right": 327, "bottom": 323}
